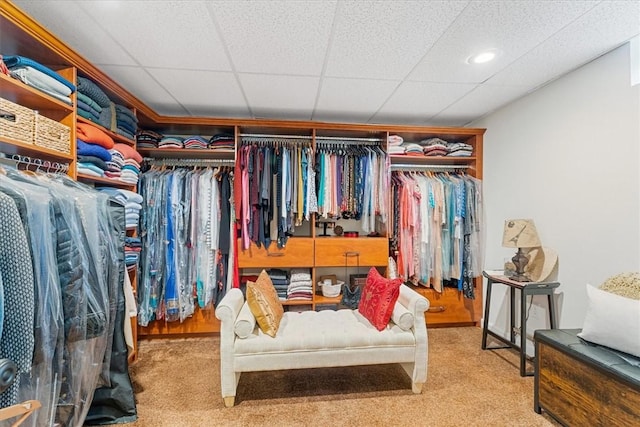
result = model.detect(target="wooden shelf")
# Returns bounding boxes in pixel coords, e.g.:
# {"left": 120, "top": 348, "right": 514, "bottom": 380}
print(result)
{"left": 138, "top": 147, "right": 235, "bottom": 160}
{"left": 0, "top": 73, "right": 74, "bottom": 114}
{"left": 313, "top": 295, "right": 342, "bottom": 305}
{"left": 77, "top": 115, "right": 135, "bottom": 146}
{"left": 76, "top": 172, "right": 136, "bottom": 189}
{"left": 389, "top": 154, "right": 477, "bottom": 166}
{"left": 282, "top": 300, "right": 314, "bottom": 306}
{"left": 0, "top": 136, "right": 73, "bottom": 162}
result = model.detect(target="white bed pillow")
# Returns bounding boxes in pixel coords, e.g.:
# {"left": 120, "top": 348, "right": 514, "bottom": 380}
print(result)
{"left": 391, "top": 303, "right": 414, "bottom": 331}
{"left": 577, "top": 284, "right": 640, "bottom": 357}
{"left": 234, "top": 301, "right": 257, "bottom": 338}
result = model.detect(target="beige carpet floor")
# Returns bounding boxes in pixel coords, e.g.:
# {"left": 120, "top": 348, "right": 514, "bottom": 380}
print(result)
{"left": 128, "top": 327, "right": 559, "bottom": 426}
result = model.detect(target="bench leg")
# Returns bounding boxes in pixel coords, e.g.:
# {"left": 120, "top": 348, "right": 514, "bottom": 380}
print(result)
{"left": 223, "top": 396, "right": 235, "bottom": 408}
{"left": 412, "top": 382, "right": 424, "bottom": 393}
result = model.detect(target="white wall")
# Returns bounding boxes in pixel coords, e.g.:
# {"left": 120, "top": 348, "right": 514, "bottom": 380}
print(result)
{"left": 472, "top": 43, "right": 640, "bottom": 353}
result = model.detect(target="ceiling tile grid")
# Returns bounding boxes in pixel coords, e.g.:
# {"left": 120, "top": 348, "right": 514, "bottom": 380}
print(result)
{"left": 8, "top": 0, "right": 640, "bottom": 125}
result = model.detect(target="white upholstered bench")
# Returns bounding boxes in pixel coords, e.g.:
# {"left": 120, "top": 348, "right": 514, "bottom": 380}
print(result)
{"left": 215, "top": 284, "right": 430, "bottom": 407}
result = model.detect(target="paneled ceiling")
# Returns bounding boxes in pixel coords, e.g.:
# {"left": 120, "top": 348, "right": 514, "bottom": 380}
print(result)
{"left": 10, "top": 0, "right": 640, "bottom": 126}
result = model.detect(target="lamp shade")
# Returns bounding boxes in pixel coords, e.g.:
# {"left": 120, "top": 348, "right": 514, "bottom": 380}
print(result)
{"left": 502, "top": 219, "right": 541, "bottom": 248}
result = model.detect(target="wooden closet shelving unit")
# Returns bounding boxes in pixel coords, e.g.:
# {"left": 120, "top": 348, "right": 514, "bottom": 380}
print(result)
{"left": 2, "top": 0, "right": 486, "bottom": 342}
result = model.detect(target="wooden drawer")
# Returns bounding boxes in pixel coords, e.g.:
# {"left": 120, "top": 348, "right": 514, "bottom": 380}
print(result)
{"left": 414, "top": 280, "right": 483, "bottom": 326}
{"left": 314, "top": 237, "right": 388, "bottom": 267}
{"left": 237, "top": 238, "right": 314, "bottom": 268}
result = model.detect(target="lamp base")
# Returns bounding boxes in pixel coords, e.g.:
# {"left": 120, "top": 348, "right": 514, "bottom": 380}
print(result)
{"left": 509, "top": 248, "right": 531, "bottom": 282}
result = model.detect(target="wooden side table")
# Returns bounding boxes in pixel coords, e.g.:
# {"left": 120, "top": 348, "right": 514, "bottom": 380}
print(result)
{"left": 481, "top": 270, "right": 559, "bottom": 376}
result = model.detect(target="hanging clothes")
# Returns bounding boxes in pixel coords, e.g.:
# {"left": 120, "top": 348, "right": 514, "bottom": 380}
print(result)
{"left": 0, "top": 167, "right": 134, "bottom": 427}
{"left": 236, "top": 138, "right": 315, "bottom": 250}
{"left": 138, "top": 165, "right": 235, "bottom": 325}
{"left": 390, "top": 171, "right": 484, "bottom": 298}
{"left": 314, "top": 142, "right": 388, "bottom": 234}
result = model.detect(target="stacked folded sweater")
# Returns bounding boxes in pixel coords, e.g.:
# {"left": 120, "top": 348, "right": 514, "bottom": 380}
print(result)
{"left": 97, "top": 188, "right": 143, "bottom": 229}
{"left": 125, "top": 236, "right": 142, "bottom": 270}
{"left": 268, "top": 269, "right": 289, "bottom": 301}
{"left": 159, "top": 136, "right": 184, "bottom": 149}
{"left": 105, "top": 149, "right": 125, "bottom": 180}
{"left": 183, "top": 136, "right": 209, "bottom": 149}
{"left": 4, "top": 55, "right": 76, "bottom": 105}
{"left": 136, "top": 130, "right": 163, "bottom": 148}
{"left": 387, "top": 134, "right": 405, "bottom": 155}
{"left": 114, "top": 104, "right": 138, "bottom": 140}
{"left": 77, "top": 77, "right": 112, "bottom": 128}
{"left": 447, "top": 142, "right": 473, "bottom": 157}
{"left": 422, "top": 138, "right": 449, "bottom": 156}
{"left": 209, "top": 133, "right": 235, "bottom": 151}
{"left": 76, "top": 122, "right": 115, "bottom": 177}
{"left": 287, "top": 269, "right": 313, "bottom": 301}
{"left": 111, "top": 143, "right": 143, "bottom": 185}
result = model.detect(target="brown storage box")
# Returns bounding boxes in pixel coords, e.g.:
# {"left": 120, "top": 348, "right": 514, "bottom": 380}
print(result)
{"left": 0, "top": 96, "right": 35, "bottom": 144}
{"left": 34, "top": 112, "right": 71, "bottom": 154}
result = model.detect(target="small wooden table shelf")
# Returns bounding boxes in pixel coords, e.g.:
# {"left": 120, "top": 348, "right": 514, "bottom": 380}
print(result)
{"left": 481, "top": 270, "right": 559, "bottom": 377}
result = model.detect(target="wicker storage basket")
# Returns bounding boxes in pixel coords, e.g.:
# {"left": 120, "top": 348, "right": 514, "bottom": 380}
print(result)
{"left": 34, "top": 112, "right": 71, "bottom": 154}
{"left": 0, "top": 97, "right": 35, "bottom": 144}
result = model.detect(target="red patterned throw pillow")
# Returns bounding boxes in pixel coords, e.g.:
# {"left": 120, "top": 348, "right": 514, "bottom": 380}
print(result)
{"left": 358, "top": 267, "right": 403, "bottom": 331}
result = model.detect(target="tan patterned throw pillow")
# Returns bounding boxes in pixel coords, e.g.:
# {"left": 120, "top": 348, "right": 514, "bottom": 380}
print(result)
{"left": 246, "top": 270, "right": 284, "bottom": 337}
{"left": 599, "top": 272, "right": 640, "bottom": 300}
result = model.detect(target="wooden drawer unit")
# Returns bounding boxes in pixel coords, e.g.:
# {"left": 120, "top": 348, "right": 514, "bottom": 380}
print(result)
{"left": 415, "top": 282, "right": 483, "bottom": 326}
{"left": 314, "top": 237, "right": 388, "bottom": 267}
{"left": 237, "top": 238, "right": 314, "bottom": 268}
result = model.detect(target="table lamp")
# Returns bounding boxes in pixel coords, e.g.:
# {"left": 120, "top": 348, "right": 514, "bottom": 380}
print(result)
{"left": 502, "top": 219, "right": 542, "bottom": 282}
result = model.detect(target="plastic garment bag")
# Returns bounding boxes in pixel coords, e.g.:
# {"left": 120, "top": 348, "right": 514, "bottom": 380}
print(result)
{"left": 0, "top": 173, "right": 63, "bottom": 427}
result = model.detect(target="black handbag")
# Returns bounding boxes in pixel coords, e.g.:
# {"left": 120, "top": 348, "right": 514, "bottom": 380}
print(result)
{"left": 340, "top": 283, "right": 361, "bottom": 309}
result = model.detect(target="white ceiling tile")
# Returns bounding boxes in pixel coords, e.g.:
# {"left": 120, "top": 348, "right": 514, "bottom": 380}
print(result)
{"left": 486, "top": 1, "right": 640, "bottom": 88}
{"left": 409, "top": 1, "right": 600, "bottom": 84}
{"left": 238, "top": 74, "right": 319, "bottom": 120}
{"left": 424, "top": 117, "right": 472, "bottom": 127}
{"left": 325, "top": 0, "right": 468, "bottom": 80}
{"left": 98, "top": 65, "right": 188, "bottom": 116}
{"left": 12, "top": 0, "right": 137, "bottom": 66}
{"left": 210, "top": 0, "right": 336, "bottom": 76}
{"left": 147, "top": 68, "right": 249, "bottom": 117}
{"left": 313, "top": 78, "right": 399, "bottom": 122}
{"left": 76, "top": 1, "right": 231, "bottom": 71}
{"left": 372, "top": 81, "right": 476, "bottom": 124}
{"left": 432, "top": 84, "right": 531, "bottom": 124}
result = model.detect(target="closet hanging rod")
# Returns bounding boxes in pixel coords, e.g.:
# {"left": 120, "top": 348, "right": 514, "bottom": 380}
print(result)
{"left": 315, "top": 136, "right": 383, "bottom": 143}
{"left": 143, "top": 157, "right": 235, "bottom": 166}
{"left": 240, "top": 133, "right": 312, "bottom": 140}
{"left": 7, "top": 154, "right": 69, "bottom": 173}
{"left": 390, "top": 163, "right": 470, "bottom": 170}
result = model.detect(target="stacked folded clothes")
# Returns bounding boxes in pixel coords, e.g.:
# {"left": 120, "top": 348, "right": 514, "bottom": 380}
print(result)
{"left": 111, "top": 143, "right": 143, "bottom": 185}
{"left": 287, "top": 269, "right": 313, "bottom": 301}
{"left": 4, "top": 55, "right": 76, "bottom": 105}
{"left": 114, "top": 104, "right": 138, "bottom": 140}
{"left": 77, "top": 77, "right": 112, "bottom": 128}
{"left": 125, "top": 236, "right": 142, "bottom": 270}
{"left": 97, "top": 187, "right": 143, "bottom": 229}
{"left": 158, "top": 136, "right": 184, "bottom": 149}
{"left": 136, "top": 130, "right": 163, "bottom": 148}
{"left": 183, "top": 136, "right": 209, "bottom": 149}
{"left": 403, "top": 142, "right": 425, "bottom": 156}
{"left": 105, "top": 148, "right": 125, "bottom": 180}
{"left": 422, "top": 138, "right": 449, "bottom": 156}
{"left": 76, "top": 122, "right": 115, "bottom": 177}
{"left": 268, "top": 269, "right": 289, "bottom": 301}
{"left": 388, "top": 135, "right": 405, "bottom": 155}
{"left": 209, "top": 133, "right": 235, "bottom": 151}
{"left": 447, "top": 142, "right": 473, "bottom": 157}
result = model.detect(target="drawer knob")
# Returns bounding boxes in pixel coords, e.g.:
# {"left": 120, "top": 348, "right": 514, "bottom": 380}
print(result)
{"left": 344, "top": 251, "right": 360, "bottom": 257}
{"left": 427, "top": 306, "right": 446, "bottom": 313}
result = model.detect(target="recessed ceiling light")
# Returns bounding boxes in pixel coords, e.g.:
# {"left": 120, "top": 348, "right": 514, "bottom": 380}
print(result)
{"left": 467, "top": 49, "right": 501, "bottom": 65}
